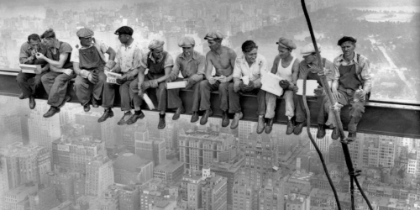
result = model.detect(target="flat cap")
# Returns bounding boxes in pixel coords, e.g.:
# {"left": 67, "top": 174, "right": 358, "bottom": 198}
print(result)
{"left": 76, "top": 28, "right": 94, "bottom": 38}
{"left": 148, "top": 38, "right": 165, "bottom": 50}
{"left": 178, "top": 36, "right": 195, "bottom": 47}
{"left": 114, "top": 26, "right": 133, "bottom": 36}
{"left": 276, "top": 37, "right": 296, "bottom": 50}
{"left": 204, "top": 31, "right": 224, "bottom": 40}
{"left": 337, "top": 36, "right": 357, "bottom": 46}
{"left": 301, "top": 43, "right": 321, "bottom": 56}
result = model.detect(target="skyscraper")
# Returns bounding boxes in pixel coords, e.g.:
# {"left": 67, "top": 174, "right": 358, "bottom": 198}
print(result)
{"left": 113, "top": 153, "right": 154, "bottom": 185}
{"left": 85, "top": 156, "right": 114, "bottom": 196}
{"left": 201, "top": 175, "right": 228, "bottom": 210}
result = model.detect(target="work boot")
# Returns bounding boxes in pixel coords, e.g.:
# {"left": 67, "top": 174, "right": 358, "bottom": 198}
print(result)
{"left": 158, "top": 113, "right": 166, "bottom": 129}
{"left": 331, "top": 127, "right": 340, "bottom": 140}
{"left": 98, "top": 109, "right": 114, "bottom": 123}
{"left": 126, "top": 110, "right": 145, "bottom": 125}
{"left": 347, "top": 132, "right": 357, "bottom": 142}
{"left": 29, "top": 96, "right": 36, "bottom": 109}
{"left": 286, "top": 118, "right": 295, "bottom": 135}
{"left": 221, "top": 111, "right": 230, "bottom": 127}
{"left": 91, "top": 98, "right": 99, "bottom": 108}
{"left": 19, "top": 93, "right": 25, "bottom": 99}
{"left": 200, "top": 109, "right": 213, "bottom": 125}
{"left": 316, "top": 124, "right": 326, "bottom": 139}
{"left": 83, "top": 104, "right": 90, "bottom": 112}
{"left": 58, "top": 95, "right": 72, "bottom": 108}
{"left": 265, "top": 118, "right": 274, "bottom": 134}
{"left": 230, "top": 112, "right": 243, "bottom": 129}
{"left": 190, "top": 112, "right": 199, "bottom": 123}
{"left": 293, "top": 121, "right": 306, "bottom": 135}
{"left": 43, "top": 106, "right": 60, "bottom": 118}
{"left": 117, "top": 111, "right": 132, "bottom": 125}
{"left": 256, "top": 115, "right": 265, "bottom": 134}
{"left": 172, "top": 106, "right": 184, "bottom": 120}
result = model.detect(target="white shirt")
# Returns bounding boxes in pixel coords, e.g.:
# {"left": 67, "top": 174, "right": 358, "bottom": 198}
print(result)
{"left": 115, "top": 40, "right": 147, "bottom": 73}
{"left": 276, "top": 56, "right": 296, "bottom": 82}
{"left": 70, "top": 40, "right": 109, "bottom": 63}
{"left": 232, "top": 54, "right": 268, "bottom": 81}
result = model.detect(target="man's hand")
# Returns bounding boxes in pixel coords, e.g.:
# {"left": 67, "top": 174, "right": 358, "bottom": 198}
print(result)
{"left": 233, "top": 81, "right": 241, "bottom": 92}
{"left": 332, "top": 88, "right": 341, "bottom": 100}
{"left": 63, "top": 69, "right": 73, "bottom": 76}
{"left": 309, "top": 65, "right": 325, "bottom": 75}
{"left": 185, "top": 78, "right": 195, "bottom": 89}
{"left": 149, "top": 79, "right": 159, "bottom": 88}
{"left": 35, "top": 53, "right": 46, "bottom": 60}
{"left": 241, "top": 81, "right": 254, "bottom": 92}
{"left": 208, "top": 77, "right": 217, "bottom": 85}
{"left": 88, "top": 71, "right": 99, "bottom": 84}
{"left": 141, "top": 81, "right": 151, "bottom": 90}
{"left": 116, "top": 75, "right": 127, "bottom": 85}
{"left": 279, "top": 80, "right": 290, "bottom": 89}
{"left": 137, "top": 88, "right": 144, "bottom": 97}
{"left": 218, "top": 75, "right": 229, "bottom": 83}
{"left": 354, "top": 89, "right": 366, "bottom": 102}
{"left": 253, "top": 80, "right": 262, "bottom": 88}
{"left": 314, "top": 87, "right": 324, "bottom": 96}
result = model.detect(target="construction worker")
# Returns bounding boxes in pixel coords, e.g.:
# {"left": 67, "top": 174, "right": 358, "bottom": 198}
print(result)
{"left": 228, "top": 40, "right": 268, "bottom": 132}
{"left": 17, "top": 33, "right": 49, "bottom": 109}
{"left": 293, "top": 43, "right": 334, "bottom": 137}
{"left": 325, "top": 36, "right": 372, "bottom": 142}
{"left": 199, "top": 31, "right": 237, "bottom": 127}
{"left": 130, "top": 38, "right": 174, "bottom": 129}
{"left": 71, "top": 28, "right": 116, "bottom": 112}
{"left": 167, "top": 36, "right": 205, "bottom": 122}
{"left": 98, "top": 26, "right": 145, "bottom": 125}
{"left": 264, "top": 37, "right": 299, "bottom": 134}
{"left": 37, "top": 29, "right": 74, "bottom": 118}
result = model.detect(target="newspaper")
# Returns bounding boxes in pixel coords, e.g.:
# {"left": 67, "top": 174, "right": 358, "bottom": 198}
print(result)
{"left": 261, "top": 72, "right": 283, "bottom": 96}
{"left": 105, "top": 71, "right": 122, "bottom": 84}
{"left": 167, "top": 81, "right": 188, "bottom": 89}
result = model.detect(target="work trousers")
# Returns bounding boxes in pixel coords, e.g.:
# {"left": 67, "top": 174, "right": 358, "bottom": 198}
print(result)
{"left": 130, "top": 75, "right": 167, "bottom": 112}
{"left": 167, "top": 78, "right": 201, "bottom": 111}
{"left": 16, "top": 72, "right": 46, "bottom": 98}
{"left": 74, "top": 71, "right": 106, "bottom": 106}
{"left": 295, "top": 94, "right": 327, "bottom": 124}
{"left": 227, "top": 83, "right": 266, "bottom": 115}
{"left": 103, "top": 78, "right": 140, "bottom": 111}
{"left": 41, "top": 71, "right": 75, "bottom": 107}
{"left": 199, "top": 80, "right": 230, "bottom": 111}
{"left": 265, "top": 90, "right": 294, "bottom": 119}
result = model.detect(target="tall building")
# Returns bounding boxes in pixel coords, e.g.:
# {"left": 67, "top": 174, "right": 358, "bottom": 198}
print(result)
{"left": 309, "top": 127, "right": 332, "bottom": 156}
{"left": 153, "top": 159, "right": 184, "bottom": 184}
{"left": 184, "top": 175, "right": 204, "bottom": 209}
{"left": 210, "top": 157, "right": 244, "bottom": 210}
{"left": 362, "top": 134, "right": 397, "bottom": 168}
{"left": 284, "top": 193, "right": 310, "bottom": 210}
{"left": 47, "top": 172, "right": 75, "bottom": 202}
{"left": 115, "top": 185, "right": 140, "bottom": 210}
{"left": 178, "top": 129, "right": 236, "bottom": 175}
{"left": 28, "top": 109, "right": 61, "bottom": 150}
{"left": 237, "top": 121, "right": 255, "bottom": 141}
{"left": 85, "top": 156, "right": 114, "bottom": 196}
{"left": 135, "top": 130, "right": 166, "bottom": 166}
{"left": 0, "top": 114, "right": 23, "bottom": 145}
{"left": 243, "top": 133, "right": 277, "bottom": 188}
{"left": 232, "top": 171, "right": 257, "bottom": 210}
{"left": 0, "top": 142, "right": 51, "bottom": 194}
{"left": 28, "top": 185, "right": 60, "bottom": 210}
{"left": 52, "top": 135, "right": 105, "bottom": 173}
{"left": 258, "top": 180, "right": 282, "bottom": 210}
{"left": 201, "top": 175, "right": 228, "bottom": 210}
{"left": 113, "top": 153, "right": 154, "bottom": 185}
{"left": 2, "top": 184, "right": 38, "bottom": 210}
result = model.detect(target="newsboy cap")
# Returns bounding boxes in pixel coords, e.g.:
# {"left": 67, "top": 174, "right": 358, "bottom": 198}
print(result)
{"left": 178, "top": 36, "right": 195, "bottom": 47}
{"left": 76, "top": 28, "right": 94, "bottom": 38}
{"left": 301, "top": 43, "right": 322, "bottom": 56}
{"left": 114, "top": 26, "right": 134, "bottom": 36}
{"left": 276, "top": 37, "right": 296, "bottom": 50}
{"left": 337, "top": 36, "right": 357, "bottom": 46}
{"left": 204, "top": 31, "right": 224, "bottom": 40}
{"left": 148, "top": 38, "right": 165, "bottom": 50}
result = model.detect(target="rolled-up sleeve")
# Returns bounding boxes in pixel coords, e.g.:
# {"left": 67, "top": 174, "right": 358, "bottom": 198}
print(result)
{"left": 332, "top": 57, "right": 341, "bottom": 82}
{"left": 171, "top": 56, "right": 181, "bottom": 78}
{"left": 324, "top": 60, "right": 335, "bottom": 82}
{"left": 133, "top": 47, "right": 147, "bottom": 69}
{"left": 163, "top": 54, "right": 174, "bottom": 69}
{"left": 196, "top": 55, "right": 206, "bottom": 75}
{"left": 19, "top": 43, "right": 30, "bottom": 64}
{"left": 232, "top": 58, "right": 242, "bottom": 79}
{"left": 358, "top": 55, "right": 372, "bottom": 93}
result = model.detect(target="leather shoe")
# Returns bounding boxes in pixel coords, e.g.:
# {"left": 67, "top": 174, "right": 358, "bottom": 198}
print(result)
{"left": 200, "top": 109, "right": 213, "bottom": 125}
{"left": 316, "top": 124, "right": 326, "bottom": 139}
{"left": 293, "top": 121, "right": 306, "bottom": 135}
{"left": 172, "top": 106, "right": 184, "bottom": 120}
{"left": 158, "top": 114, "right": 166, "bottom": 129}
{"left": 19, "top": 93, "right": 25, "bottom": 99}
{"left": 83, "top": 104, "right": 90, "bottom": 112}
{"left": 331, "top": 128, "right": 340, "bottom": 140}
{"left": 265, "top": 118, "right": 274, "bottom": 134}
{"left": 222, "top": 112, "right": 230, "bottom": 127}
{"left": 117, "top": 111, "right": 132, "bottom": 125}
{"left": 286, "top": 118, "right": 295, "bottom": 135}
{"left": 98, "top": 109, "right": 114, "bottom": 123}
{"left": 29, "top": 97, "right": 36, "bottom": 109}
{"left": 256, "top": 115, "right": 265, "bottom": 134}
{"left": 126, "top": 111, "right": 145, "bottom": 125}
{"left": 191, "top": 112, "right": 199, "bottom": 123}
{"left": 43, "top": 106, "right": 60, "bottom": 118}
{"left": 230, "top": 112, "right": 243, "bottom": 129}
{"left": 347, "top": 132, "right": 357, "bottom": 142}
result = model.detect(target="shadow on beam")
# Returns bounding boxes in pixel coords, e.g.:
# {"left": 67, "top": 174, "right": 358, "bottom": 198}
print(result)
{"left": 1, "top": 71, "right": 419, "bottom": 138}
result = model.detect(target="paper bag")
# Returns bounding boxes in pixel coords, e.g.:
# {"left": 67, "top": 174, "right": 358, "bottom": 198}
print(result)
{"left": 167, "top": 81, "right": 187, "bottom": 89}
{"left": 19, "top": 64, "right": 42, "bottom": 74}
{"left": 296, "top": 79, "right": 318, "bottom": 96}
